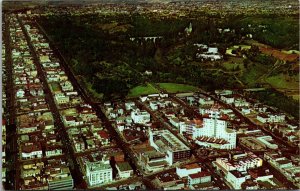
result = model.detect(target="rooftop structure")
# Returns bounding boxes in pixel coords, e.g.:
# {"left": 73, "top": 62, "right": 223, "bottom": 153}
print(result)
{"left": 149, "top": 129, "right": 191, "bottom": 165}
{"left": 214, "top": 152, "right": 263, "bottom": 173}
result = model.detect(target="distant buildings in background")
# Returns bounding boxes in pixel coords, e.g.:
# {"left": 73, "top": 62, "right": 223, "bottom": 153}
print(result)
{"left": 194, "top": 44, "right": 223, "bottom": 61}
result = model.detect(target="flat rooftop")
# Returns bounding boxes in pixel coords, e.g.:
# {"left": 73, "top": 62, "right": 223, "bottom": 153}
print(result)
{"left": 158, "top": 130, "right": 190, "bottom": 151}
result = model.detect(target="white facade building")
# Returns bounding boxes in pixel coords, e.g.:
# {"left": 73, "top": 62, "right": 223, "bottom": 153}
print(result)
{"left": 61, "top": 81, "right": 73, "bottom": 91}
{"left": 214, "top": 152, "right": 263, "bottom": 173}
{"left": 116, "top": 162, "right": 133, "bottom": 179}
{"left": 45, "top": 148, "right": 63, "bottom": 157}
{"left": 16, "top": 89, "right": 25, "bottom": 98}
{"left": 86, "top": 160, "right": 113, "bottom": 186}
{"left": 226, "top": 170, "right": 249, "bottom": 189}
{"left": 257, "top": 113, "right": 286, "bottom": 123}
{"left": 125, "top": 102, "right": 135, "bottom": 110}
{"left": 193, "top": 110, "right": 236, "bottom": 149}
{"left": 199, "top": 96, "right": 214, "bottom": 105}
{"left": 21, "top": 145, "right": 43, "bottom": 160}
{"left": 176, "top": 163, "right": 202, "bottom": 178}
{"left": 131, "top": 110, "right": 151, "bottom": 124}
{"left": 188, "top": 172, "right": 211, "bottom": 186}
{"left": 54, "top": 93, "right": 70, "bottom": 104}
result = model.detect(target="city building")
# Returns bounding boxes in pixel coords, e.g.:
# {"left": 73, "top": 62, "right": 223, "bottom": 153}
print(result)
{"left": 116, "top": 161, "right": 134, "bottom": 179}
{"left": 149, "top": 129, "right": 191, "bottom": 165}
{"left": 82, "top": 154, "right": 113, "bottom": 186}
{"left": 131, "top": 109, "right": 151, "bottom": 124}
{"left": 214, "top": 152, "right": 263, "bottom": 173}
{"left": 176, "top": 163, "right": 202, "bottom": 178}
{"left": 264, "top": 151, "right": 300, "bottom": 187}
{"left": 46, "top": 162, "right": 74, "bottom": 190}
{"left": 193, "top": 109, "right": 236, "bottom": 149}
{"left": 188, "top": 171, "right": 211, "bottom": 186}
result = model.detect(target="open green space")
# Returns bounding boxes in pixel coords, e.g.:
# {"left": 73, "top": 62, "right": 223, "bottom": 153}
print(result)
{"left": 157, "top": 83, "right": 198, "bottom": 93}
{"left": 50, "top": 82, "right": 61, "bottom": 92}
{"left": 128, "top": 84, "right": 159, "bottom": 98}
{"left": 266, "top": 74, "right": 299, "bottom": 90}
{"left": 223, "top": 57, "right": 245, "bottom": 70}
{"left": 241, "top": 63, "right": 268, "bottom": 86}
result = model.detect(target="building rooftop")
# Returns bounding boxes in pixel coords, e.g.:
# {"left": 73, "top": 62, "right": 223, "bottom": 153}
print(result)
{"left": 153, "top": 129, "right": 190, "bottom": 152}
{"left": 230, "top": 170, "right": 248, "bottom": 178}
{"left": 189, "top": 171, "right": 211, "bottom": 179}
{"left": 116, "top": 161, "right": 132, "bottom": 172}
{"left": 184, "top": 163, "right": 201, "bottom": 170}
{"left": 196, "top": 136, "right": 229, "bottom": 144}
{"left": 86, "top": 160, "right": 111, "bottom": 172}
{"left": 157, "top": 171, "right": 180, "bottom": 183}
{"left": 148, "top": 160, "right": 168, "bottom": 167}
{"left": 21, "top": 143, "right": 42, "bottom": 153}
{"left": 276, "top": 159, "right": 291, "bottom": 165}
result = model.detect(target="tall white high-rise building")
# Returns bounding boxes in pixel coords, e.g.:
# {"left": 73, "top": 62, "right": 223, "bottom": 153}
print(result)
{"left": 193, "top": 110, "right": 236, "bottom": 149}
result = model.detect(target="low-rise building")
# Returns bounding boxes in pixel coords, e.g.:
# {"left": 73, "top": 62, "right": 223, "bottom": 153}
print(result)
{"left": 176, "top": 163, "right": 202, "bottom": 178}
{"left": 54, "top": 93, "right": 70, "bottom": 104}
{"left": 131, "top": 109, "right": 151, "bottom": 124}
{"left": 214, "top": 152, "right": 263, "bottom": 173}
{"left": 116, "top": 161, "right": 133, "bottom": 179}
{"left": 226, "top": 170, "right": 250, "bottom": 189}
{"left": 188, "top": 171, "right": 211, "bottom": 186}
{"left": 257, "top": 113, "right": 285, "bottom": 123}
{"left": 46, "top": 161, "right": 74, "bottom": 190}
{"left": 21, "top": 143, "right": 43, "bottom": 160}
{"left": 81, "top": 154, "right": 113, "bottom": 187}
{"left": 149, "top": 129, "right": 191, "bottom": 165}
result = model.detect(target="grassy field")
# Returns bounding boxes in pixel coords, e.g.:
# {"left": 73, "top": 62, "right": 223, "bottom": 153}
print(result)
{"left": 266, "top": 74, "right": 299, "bottom": 90}
{"left": 128, "top": 84, "right": 159, "bottom": 97}
{"left": 241, "top": 64, "right": 268, "bottom": 86}
{"left": 223, "top": 57, "right": 245, "bottom": 70}
{"left": 157, "top": 83, "right": 198, "bottom": 93}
